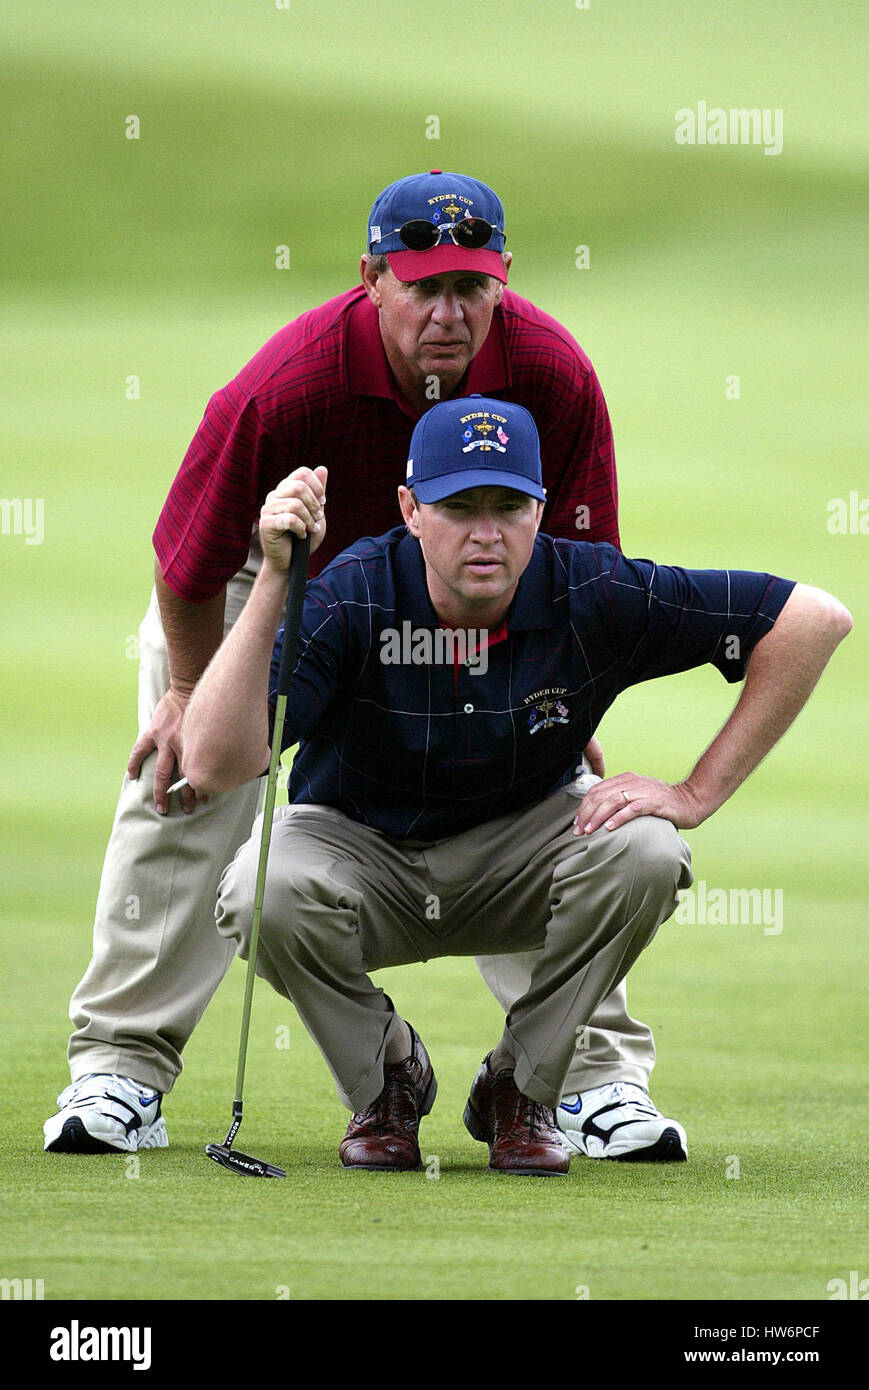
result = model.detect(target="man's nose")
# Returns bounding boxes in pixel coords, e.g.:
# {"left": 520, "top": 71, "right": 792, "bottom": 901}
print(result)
{"left": 469, "top": 514, "right": 502, "bottom": 542}
{"left": 431, "top": 289, "right": 464, "bottom": 323}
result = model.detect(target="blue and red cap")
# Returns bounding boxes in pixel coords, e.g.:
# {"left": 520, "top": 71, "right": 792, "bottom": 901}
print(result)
{"left": 405, "top": 395, "right": 545, "bottom": 503}
{"left": 368, "top": 170, "right": 508, "bottom": 283}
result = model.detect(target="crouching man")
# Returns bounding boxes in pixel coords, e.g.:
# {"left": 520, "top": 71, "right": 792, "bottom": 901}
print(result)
{"left": 183, "top": 396, "right": 851, "bottom": 1175}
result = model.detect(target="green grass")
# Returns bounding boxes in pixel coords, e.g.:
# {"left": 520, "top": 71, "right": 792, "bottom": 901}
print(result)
{"left": 1, "top": 0, "right": 867, "bottom": 1303}
{"left": 3, "top": 899, "right": 865, "bottom": 1301}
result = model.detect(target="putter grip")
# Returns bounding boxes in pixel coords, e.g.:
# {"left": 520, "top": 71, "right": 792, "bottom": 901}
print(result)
{"left": 275, "top": 532, "right": 311, "bottom": 697}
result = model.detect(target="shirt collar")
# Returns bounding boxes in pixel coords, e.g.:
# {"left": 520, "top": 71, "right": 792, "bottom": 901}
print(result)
{"left": 346, "top": 290, "right": 511, "bottom": 413}
{"left": 394, "top": 531, "right": 554, "bottom": 631}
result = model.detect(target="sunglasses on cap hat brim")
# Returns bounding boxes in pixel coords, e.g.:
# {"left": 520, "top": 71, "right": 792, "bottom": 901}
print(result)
{"left": 376, "top": 217, "right": 506, "bottom": 252}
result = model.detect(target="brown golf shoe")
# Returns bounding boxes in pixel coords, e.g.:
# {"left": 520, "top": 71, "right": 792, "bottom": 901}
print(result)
{"left": 463, "top": 1055, "right": 569, "bottom": 1175}
{"left": 339, "top": 1026, "right": 437, "bottom": 1171}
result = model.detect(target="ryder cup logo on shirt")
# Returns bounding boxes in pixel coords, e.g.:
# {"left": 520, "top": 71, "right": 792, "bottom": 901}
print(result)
{"left": 460, "top": 410, "right": 509, "bottom": 454}
{"left": 524, "top": 687, "right": 570, "bottom": 734}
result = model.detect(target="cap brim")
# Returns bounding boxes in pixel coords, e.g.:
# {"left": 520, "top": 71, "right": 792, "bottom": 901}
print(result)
{"left": 387, "top": 246, "right": 508, "bottom": 283}
{"left": 413, "top": 469, "right": 546, "bottom": 504}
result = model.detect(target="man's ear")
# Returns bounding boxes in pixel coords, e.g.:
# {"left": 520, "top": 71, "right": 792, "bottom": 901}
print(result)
{"left": 494, "top": 251, "right": 512, "bottom": 303}
{"left": 534, "top": 497, "right": 545, "bottom": 532}
{"left": 398, "top": 485, "right": 421, "bottom": 535}
{"left": 361, "top": 255, "right": 384, "bottom": 307}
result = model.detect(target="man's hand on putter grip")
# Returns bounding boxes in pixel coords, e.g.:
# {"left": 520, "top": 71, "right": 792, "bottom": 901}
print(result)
{"left": 259, "top": 466, "right": 328, "bottom": 573}
{"left": 573, "top": 773, "right": 706, "bottom": 836}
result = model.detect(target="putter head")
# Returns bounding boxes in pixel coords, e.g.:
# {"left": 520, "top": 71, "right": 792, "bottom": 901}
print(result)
{"left": 206, "top": 1143, "right": 285, "bottom": 1178}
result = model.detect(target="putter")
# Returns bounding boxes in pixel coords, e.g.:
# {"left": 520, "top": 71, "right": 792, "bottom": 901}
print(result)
{"left": 206, "top": 529, "right": 311, "bottom": 1178}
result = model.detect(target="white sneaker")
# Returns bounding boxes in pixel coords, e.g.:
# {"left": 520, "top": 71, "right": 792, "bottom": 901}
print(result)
{"left": 557, "top": 1082, "right": 687, "bottom": 1161}
{"left": 43, "top": 1073, "right": 169, "bottom": 1153}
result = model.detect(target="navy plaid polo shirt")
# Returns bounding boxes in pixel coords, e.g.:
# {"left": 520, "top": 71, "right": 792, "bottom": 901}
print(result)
{"left": 269, "top": 528, "right": 795, "bottom": 841}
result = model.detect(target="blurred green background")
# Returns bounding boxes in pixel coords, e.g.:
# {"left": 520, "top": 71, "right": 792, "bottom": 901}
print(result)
{"left": 2, "top": 1, "right": 866, "bottom": 1302}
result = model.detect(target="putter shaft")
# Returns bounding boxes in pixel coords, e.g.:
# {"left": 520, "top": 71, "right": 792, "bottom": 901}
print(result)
{"left": 206, "top": 533, "right": 310, "bottom": 1178}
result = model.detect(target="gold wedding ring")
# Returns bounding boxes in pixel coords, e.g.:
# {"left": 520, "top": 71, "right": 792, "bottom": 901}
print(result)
{"left": 622, "top": 790, "right": 631, "bottom": 804}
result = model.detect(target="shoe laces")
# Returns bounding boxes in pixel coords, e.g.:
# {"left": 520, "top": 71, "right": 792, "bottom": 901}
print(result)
{"left": 57, "top": 1073, "right": 156, "bottom": 1110}
{"left": 587, "top": 1080, "right": 648, "bottom": 1103}
{"left": 610, "top": 1082, "right": 657, "bottom": 1114}
{"left": 524, "top": 1096, "right": 555, "bottom": 1138}
{"left": 495, "top": 1071, "right": 554, "bottom": 1137}
{"left": 359, "top": 1056, "right": 420, "bottom": 1127}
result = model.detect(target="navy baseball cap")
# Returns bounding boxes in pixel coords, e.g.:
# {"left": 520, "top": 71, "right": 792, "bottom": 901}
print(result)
{"left": 368, "top": 171, "right": 508, "bottom": 283}
{"left": 405, "top": 395, "right": 545, "bottom": 503}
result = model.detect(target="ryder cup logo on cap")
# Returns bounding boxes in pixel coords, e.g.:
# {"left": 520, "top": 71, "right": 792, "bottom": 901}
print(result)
{"left": 406, "top": 395, "right": 545, "bottom": 504}
{"left": 367, "top": 170, "right": 508, "bottom": 283}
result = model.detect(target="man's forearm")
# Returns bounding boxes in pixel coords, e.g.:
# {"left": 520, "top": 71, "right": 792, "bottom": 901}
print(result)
{"left": 681, "top": 583, "right": 852, "bottom": 819}
{"left": 155, "top": 558, "right": 227, "bottom": 696}
{"left": 574, "top": 582, "right": 851, "bottom": 837}
{"left": 181, "top": 562, "right": 289, "bottom": 795}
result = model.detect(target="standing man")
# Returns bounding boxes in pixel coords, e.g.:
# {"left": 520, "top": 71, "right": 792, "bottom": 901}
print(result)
{"left": 45, "top": 171, "right": 676, "bottom": 1160}
{"left": 181, "top": 397, "right": 850, "bottom": 1173}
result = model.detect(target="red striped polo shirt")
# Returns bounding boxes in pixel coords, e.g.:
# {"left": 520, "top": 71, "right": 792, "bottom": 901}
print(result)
{"left": 153, "top": 285, "right": 619, "bottom": 600}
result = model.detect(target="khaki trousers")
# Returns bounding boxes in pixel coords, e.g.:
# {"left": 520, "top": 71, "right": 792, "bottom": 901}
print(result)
{"left": 68, "top": 551, "right": 672, "bottom": 1097}
{"left": 215, "top": 789, "right": 693, "bottom": 1111}
{"left": 67, "top": 566, "right": 262, "bottom": 1090}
